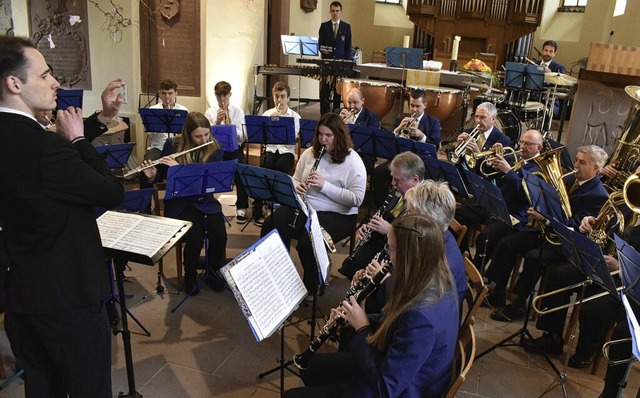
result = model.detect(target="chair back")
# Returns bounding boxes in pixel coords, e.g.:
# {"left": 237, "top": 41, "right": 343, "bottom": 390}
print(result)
{"left": 460, "top": 253, "right": 488, "bottom": 331}
{"left": 445, "top": 323, "right": 476, "bottom": 398}
{"left": 449, "top": 219, "right": 468, "bottom": 248}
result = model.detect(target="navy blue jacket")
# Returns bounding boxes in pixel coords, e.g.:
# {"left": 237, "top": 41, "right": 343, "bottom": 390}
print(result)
{"left": 393, "top": 113, "right": 441, "bottom": 147}
{"left": 318, "top": 20, "right": 352, "bottom": 60}
{"left": 565, "top": 174, "right": 608, "bottom": 230}
{"left": 539, "top": 59, "right": 566, "bottom": 74}
{"left": 500, "top": 160, "right": 541, "bottom": 230}
{"left": 334, "top": 107, "right": 380, "bottom": 128}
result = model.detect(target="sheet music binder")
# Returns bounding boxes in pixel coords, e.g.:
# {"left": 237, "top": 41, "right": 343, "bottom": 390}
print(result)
{"left": 281, "top": 34, "right": 319, "bottom": 56}
{"left": 211, "top": 125, "right": 239, "bottom": 152}
{"left": 95, "top": 142, "right": 135, "bottom": 169}
{"left": 96, "top": 211, "right": 191, "bottom": 266}
{"left": 138, "top": 108, "right": 188, "bottom": 133}
{"left": 306, "top": 207, "right": 332, "bottom": 286}
{"left": 221, "top": 229, "right": 308, "bottom": 341}
{"left": 56, "top": 88, "right": 83, "bottom": 111}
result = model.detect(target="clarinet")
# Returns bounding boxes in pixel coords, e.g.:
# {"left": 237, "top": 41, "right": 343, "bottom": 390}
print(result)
{"left": 293, "top": 249, "right": 392, "bottom": 370}
{"left": 290, "top": 146, "right": 325, "bottom": 227}
{"left": 346, "top": 188, "right": 398, "bottom": 261}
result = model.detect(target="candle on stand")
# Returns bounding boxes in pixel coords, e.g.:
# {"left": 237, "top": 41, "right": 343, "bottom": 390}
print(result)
{"left": 403, "top": 35, "right": 410, "bottom": 48}
{"left": 451, "top": 36, "right": 461, "bottom": 60}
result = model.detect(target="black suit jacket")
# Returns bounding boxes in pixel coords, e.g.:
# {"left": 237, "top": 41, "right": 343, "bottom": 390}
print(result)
{"left": 0, "top": 112, "right": 123, "bottom": 313}
{"left": 318, "top": 20, "right": 352, "bottom": 60}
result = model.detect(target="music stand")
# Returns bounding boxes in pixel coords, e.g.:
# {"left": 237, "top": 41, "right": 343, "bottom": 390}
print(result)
{"left": 423, "top": 157, "right": 471, "bottom": 198}
{"left": 615, "top": 234, "right": 640, "bottom": 306}
{"left": 396, "top": 137, "right": 437, "bottom": 158}
{"left": 56, "top": 88, "right": 83, "bottom": 111}
{"left": 98, "top": 211, "right": 192, "bottom": 398}
{"left": 96, "top": 142, "right": 135, "bottom": 170}
{"left": 138, "top": 108, "right": 188, "bottom": 134}
{"left": 168, "top": 160, "right": 237, "bottom": 312}
{"left": 522, "top": 170, "right": 566, "bottom": 224}
{"left": 280, "top": 34, "right": 319, "bottom": 57}
{"left": 299, "top": 119, "right": 317, "bottom": 150}
{"left": 211, "top": 124, "right": 239, "bottom": 152}
{"left": 349, "top": 125, "right": 398, "bottom": 160}
{"left": 384, "top": 47, "right": 423, "bottom": 70}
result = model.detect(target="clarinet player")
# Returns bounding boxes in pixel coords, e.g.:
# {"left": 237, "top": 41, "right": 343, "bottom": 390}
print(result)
{"left": 260, "top": 113, "right": 366, "bottom": 297}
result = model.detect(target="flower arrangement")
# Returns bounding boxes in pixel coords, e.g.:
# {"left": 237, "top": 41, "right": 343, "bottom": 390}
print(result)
{"left": 462, "top": 59, "right": 500, "bottom": 87}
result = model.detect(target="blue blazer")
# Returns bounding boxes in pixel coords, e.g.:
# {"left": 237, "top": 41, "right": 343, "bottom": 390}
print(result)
{"left": 318, "top": 20, "right": 352, "bottom": 60}
{"left": 445, "top": 230, "right": 468, "bottom": 304}
{"left": 539, "top": 59, "right": 566, "bottom": 74}
{"left": 393, "top": 113, "right": 441, "bottom": 147}
{"left": 347, "top": 292, "right": 459, "bottom": 397}
{"left": 500, "top": 160, "right": 541, "bottom": 230}
{"left": 334, "top": 107, "right": 380, "bottom": 128}
{"left": 565, "top": 175, "right": 608, "bottom": 230}
{"left": 482, "top": 126, "right": 511, "bottom": 151}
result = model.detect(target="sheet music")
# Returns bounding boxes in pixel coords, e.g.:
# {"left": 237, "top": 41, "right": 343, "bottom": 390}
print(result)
{"left": 308, "top": 207, "right": 331, "bottom": 285}
{"left": 97, "top": 211, "right": 186, "bottom": 258}
{"left": 224, "top": 231, "right": 307, "bottom": 341}
{"left": 622, "top": 292, "right": 640, "bottom": 361}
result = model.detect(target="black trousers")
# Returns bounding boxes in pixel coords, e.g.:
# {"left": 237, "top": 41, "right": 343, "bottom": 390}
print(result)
{"left": 338, "top": 234, "right": 386, "bottom": 280}
{"left": 5, "top": 303, "right": 112, "bottom": 398}
{"left": 261, "top": 206, "right": 356, "bottom": 292}
{"left": 253, "top": 151, "right": 295, "bottom": 218}
{"left": 224, "top": 148, "right": 249, "bottom": 210}
{"left": 372, "top": 160, "right": 391, "bottom": 209}
{"left": 283, "top": 352, "right": 356, "bottom": 398}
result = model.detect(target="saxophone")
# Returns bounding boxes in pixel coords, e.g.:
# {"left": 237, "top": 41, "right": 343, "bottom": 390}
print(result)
{"left": 293, "top": 249, "right": 392, "bottom": 370}
{"left": 346, "top": 188, "right": 398, "bottom": 262}
{"left": 602, "top": 86, "right": 640, "bottom": 192}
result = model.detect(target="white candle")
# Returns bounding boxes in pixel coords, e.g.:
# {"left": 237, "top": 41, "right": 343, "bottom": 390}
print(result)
{"left": 451, "top": 36, "right": 461, "bottom": 60}
{"left": 403, "top": 35, "right": 410, "bottom": 48}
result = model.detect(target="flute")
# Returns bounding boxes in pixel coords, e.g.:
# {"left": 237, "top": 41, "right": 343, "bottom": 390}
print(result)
{"left": 123, "top": 140, "right": 216, "bottom": 178}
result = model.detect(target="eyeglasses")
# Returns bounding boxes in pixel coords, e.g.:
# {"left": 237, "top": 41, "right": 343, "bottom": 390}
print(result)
{"left": 518, "top": 141, "right": 540, "bottom": 147}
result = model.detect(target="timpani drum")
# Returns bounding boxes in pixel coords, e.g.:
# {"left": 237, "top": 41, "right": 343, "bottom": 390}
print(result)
{"left": 473, "top": 94, "right": 507, "bottom": 112}
{"left": 407, "top": 85, "right": 462, "bottom": 123}
{"left": 464, "top": 110, "right": 523, "bottom": 146}
{"left": 339, "top": 78, "right": 402, "bottom": 119}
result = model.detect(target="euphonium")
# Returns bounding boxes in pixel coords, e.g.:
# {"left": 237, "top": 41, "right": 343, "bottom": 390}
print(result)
{"left": 397, "top": 112, "right": 418, "bottom": 139}
{"left": 470, "top": 146, "right": 520, "bottom": 177}
{"left": 589, "top": 172, "right": 640, "bottom": 255}
{"left": 293, "top": 249, "right": 392, "bottom": 370}
{"left": 602, "top": 86, "right": 640, "bottom": 192}
{"left": 447, "top": 125, "right": 481, "bottom": 164}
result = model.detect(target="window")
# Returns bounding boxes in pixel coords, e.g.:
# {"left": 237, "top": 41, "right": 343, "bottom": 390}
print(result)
{"left": 558, "top": 0, "right": 587, "bottom": 12}
{"left": 376, "top": 0, "right": 402, "bottom": 4}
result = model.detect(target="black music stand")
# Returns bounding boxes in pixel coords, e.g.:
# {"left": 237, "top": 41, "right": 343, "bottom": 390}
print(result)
{"left": 423, "top": 157, "right": 471, "bottom": 198}
{"left": 138, "top": 108, "right": 188, "bottom": 134}
{"left": 384, "top": 47, "right": 423, "bottom": 69}
{"left": 168, "top": 160, "right": 237, "bottom": 312}
{"left": 56, "top": 88, "right": 83, "bottom": 111}
{"left": 464, "top": 169, "right": 514, "bottom": 273}
{"left": 280, "top": 34, "right": 319, "bottom": 57}
{"left": 211, "top": 124, "right": 239, "bottom": 153}
{"left": 96, "top": 142, "right": 135, "bottom": 171}
{"left": 522, "top": 170, "right": 566, "bottom": 224}
{"left": 99, "top": 211, "right": 192, "bottom": 398}
{"left": 617, "top": 234, "right": 640, "bottom": 307}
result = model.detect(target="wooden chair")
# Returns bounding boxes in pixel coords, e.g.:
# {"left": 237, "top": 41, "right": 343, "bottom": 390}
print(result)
{"left": 445, "top": 322, "right": 477, "bottom": 398}
{"left": 460, "top": 253, "right": 489, "bottom": 331}
{"left": 449, "top": 219, "right": 468, "bottom": 248}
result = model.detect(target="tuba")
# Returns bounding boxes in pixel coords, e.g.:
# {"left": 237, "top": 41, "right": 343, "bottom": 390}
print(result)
{"left": 602, "top": 86, "right": 640, "bottom": 192}
{"left": 589, "top": 172, "right": 640, "bottom": 254}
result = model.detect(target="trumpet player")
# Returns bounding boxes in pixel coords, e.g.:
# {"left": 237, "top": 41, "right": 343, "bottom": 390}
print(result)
{"left": 252, "top": 81, "right": 301, "bottom": 225}
{"left": 204, "top": 81, "right": 250, "bottom": 224}
{"left": 392, "top": 89, "right": 440, "bottom": 146}
{"left": 454, "top": 102, "right": 510, "bottom": 164}
{"left": 336, "top": 88, "right": 380, "bottom": 128}
{"left": 486, "top": 145, "right": 608, "bottom": 323}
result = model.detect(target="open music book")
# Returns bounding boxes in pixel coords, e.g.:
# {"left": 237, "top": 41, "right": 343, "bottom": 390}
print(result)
{"left": 307, "top": 207, "right": 331, "bottom": 285}
{"left": 96, "top": 211, "right": 191, "bottom": 265}
{"left": 221, "top": 230, "right": 307, "bottom": 342}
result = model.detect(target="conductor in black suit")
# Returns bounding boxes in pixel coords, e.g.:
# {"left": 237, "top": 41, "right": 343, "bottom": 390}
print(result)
{"left": 0, "top": 36, "right": 124, "bottom": 397}
{"left": 318, "top": 1, "right": 353, "bottom": 114}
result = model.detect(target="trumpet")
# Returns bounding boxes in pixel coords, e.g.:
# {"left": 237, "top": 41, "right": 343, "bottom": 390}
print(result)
{"left": 341, "top": 108, "right": 357, "bottom": 124}
{"left": 469, "top": 146, "right": 520, "bottom": 176}
{"left": 290, "top": 146, "right": 325, "bottom": 227}
{"left": 272, "top": 102, "right": 286, "bottom": 116}
{"left": 293, "top": 249, "right": 392, "bottom": 370}
{"left": 218, "top": 102, "right": 231, "bottom": 125}
{"left": 447, "top": 125, "right": 481, "bottom": 164}
{"left": 123, "top": 140, "right": 216, "bottom": 178}
{"left": 397, "top": 112, "right": 418, "bottom": 139}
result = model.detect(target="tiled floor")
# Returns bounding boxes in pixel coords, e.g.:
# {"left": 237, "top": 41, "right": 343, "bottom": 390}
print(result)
{"left": 1, "top": 205, "right": 638, "bottom": 397}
